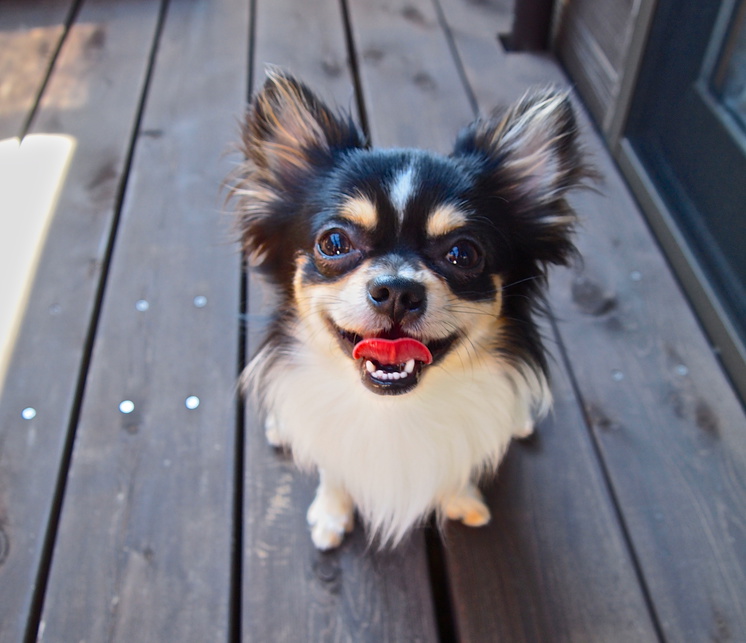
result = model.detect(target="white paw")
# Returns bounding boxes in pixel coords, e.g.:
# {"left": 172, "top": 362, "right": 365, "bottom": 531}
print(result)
{"left": 513, "top": 420, "right": 535, "bottom": 439}
{"left": 264, "top": 414, "right": 284, "bottom": 448}
{"left": 307, "top": 489, "right": 355, "bottom": 551}
{"left": 441, "top": 484, "right": 491, "bottom": 527}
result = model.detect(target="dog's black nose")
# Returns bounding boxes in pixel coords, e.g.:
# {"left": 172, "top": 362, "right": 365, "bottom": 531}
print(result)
{"left": 367, "top": 276, "right": 426, "bottom": 323}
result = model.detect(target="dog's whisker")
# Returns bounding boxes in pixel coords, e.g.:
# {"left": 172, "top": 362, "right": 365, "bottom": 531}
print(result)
{"left": 500, "top": 275, "right": 544, "bottom": 290}
{"left": 443, "top": 306, "right": 501, "bottom": 320}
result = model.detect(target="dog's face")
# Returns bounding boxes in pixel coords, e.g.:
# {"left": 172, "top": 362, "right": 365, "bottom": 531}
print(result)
{"left": 232, "top": 71, "right": 587, "bottom": 395}
{"left": 292, "top": 149, "right": 513, "bottom": 395}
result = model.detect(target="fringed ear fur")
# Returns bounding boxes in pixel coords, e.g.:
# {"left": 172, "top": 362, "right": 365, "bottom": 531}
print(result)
{"left": 454, "top": 88, "right": 593, "bottom": 267}
{"left": 229, "top": 70, "right": 365, "bottom": 281}
{"left": 244, "top": 69, "right": 364, "bottom": 186}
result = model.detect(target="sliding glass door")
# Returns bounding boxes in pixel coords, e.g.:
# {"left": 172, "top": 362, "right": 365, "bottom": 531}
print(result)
{"left": 626, "top": 0, "right": 746, "bottom": 346}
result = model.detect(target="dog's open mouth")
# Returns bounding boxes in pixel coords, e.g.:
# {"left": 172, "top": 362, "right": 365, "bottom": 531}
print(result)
{"left": 329, "top": 320, "right": 457, "bottom": 395}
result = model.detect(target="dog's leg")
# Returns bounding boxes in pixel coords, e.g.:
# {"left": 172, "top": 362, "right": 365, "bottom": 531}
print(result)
{"left": 307, "top": 471, "right": 355, "bottom": 550}
{"left": 441, "top": 482, "right": 491, "bottom": 527}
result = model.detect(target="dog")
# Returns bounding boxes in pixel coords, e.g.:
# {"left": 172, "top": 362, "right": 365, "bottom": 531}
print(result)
{"left": 229, "top": 70, "right": 589, "bottom": 550}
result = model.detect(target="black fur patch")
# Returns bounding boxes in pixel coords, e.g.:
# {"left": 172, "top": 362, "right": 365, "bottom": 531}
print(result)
{"left": 228, "top": 71, "right": 593, "bottom": 380}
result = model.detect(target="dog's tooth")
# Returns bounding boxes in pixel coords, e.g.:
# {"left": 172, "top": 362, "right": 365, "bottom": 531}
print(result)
{"left": 366, "top": 360, "right": 376, "bottom": 373}
{"left": 405, "top": 359, "right": 415, "bottom": 374}
{"left": 391, "top": 372, "right": 401, "bottom": 380}
{"left": 399, "top": 371, "right": 408, "bottom": 379}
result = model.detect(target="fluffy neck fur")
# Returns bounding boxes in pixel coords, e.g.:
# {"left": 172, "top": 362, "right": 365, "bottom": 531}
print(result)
{"left": 246, "top": 311, "right": 550, "bottom": 545}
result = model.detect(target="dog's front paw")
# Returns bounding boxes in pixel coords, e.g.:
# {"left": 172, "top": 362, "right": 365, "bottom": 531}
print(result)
{"left": 513, "top": 420, "right": 535, "bottom": 439}
{"left": 307, "top": 486, "right": 355, "bottom": 550}
{"left": 264, "top": 414, "right": 285, "bottom": 448}
{"left": 441, "top": 484, "right": 491, "bottom": 527}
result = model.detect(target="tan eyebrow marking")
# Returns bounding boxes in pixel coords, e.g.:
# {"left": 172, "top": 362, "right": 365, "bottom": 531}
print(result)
{"left": 426, "top": 204, "right": 468, "bottom": 237}
{"left": 339, "top": 196, "right": 378, "bottom": 230}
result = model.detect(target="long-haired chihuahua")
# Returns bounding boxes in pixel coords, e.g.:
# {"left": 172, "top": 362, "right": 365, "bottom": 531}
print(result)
{"left": 229, "top": 70, "right": 589, "bottom": 550}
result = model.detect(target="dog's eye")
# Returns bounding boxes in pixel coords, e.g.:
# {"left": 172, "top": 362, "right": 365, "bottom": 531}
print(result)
{"left": 446, "top": 241, "right": 481, "bottom": 269}
{"left": 318, "top": 230, "right": 353, "bottom": 257}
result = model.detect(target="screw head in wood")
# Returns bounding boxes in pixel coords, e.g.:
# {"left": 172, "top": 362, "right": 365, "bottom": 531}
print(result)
{"left": 119, "top": 400, "right": 135, "bottom": 414}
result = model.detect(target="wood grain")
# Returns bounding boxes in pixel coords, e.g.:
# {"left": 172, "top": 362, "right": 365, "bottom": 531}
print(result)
{"left": 551, "top": 125, "right": 746, "bottom": 641}
{"left": 243, "top": 332, "right": 439, "bottom": 641}
{"left": 3, "top": 0, "right": 743, "bottom": 640}
{"left": 347, "top": 0, "right": 474, "bottom": 152}
{"left": 241, "top": 1, "right": 439, "bottom": 639}
{"left": 442, "top": 324, "right": 657, "bottom": 642}
{"left": 388, "top": 0, "right": 659, "bottom": 639}
{"left": 438, "top": 0, "right": 566, "bottom": 110}
{"left": 0, "top": 2, "right": 163, "bottom": 641}
{"left": 444, "top": 0, "right": 746, "bottom": 637}
{"left": 0, "top": 0, "right": 75, "bottom": 138}
{"left": 252, "top": 0, "right": 359, "bottom": 111}
{"left": 555, "top": 0, "right": 641, "bottom": 131}
{"left": 36, "top": 0, "right": 247, "bottom": 639}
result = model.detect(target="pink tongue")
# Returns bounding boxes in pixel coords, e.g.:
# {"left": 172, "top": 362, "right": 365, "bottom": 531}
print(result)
{"left": 352, "top": 337, "right": 433, "bottom": 365}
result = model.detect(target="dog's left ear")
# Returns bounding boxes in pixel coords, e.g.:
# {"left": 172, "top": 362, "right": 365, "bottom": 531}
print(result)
{"left": 454, "top": 89, "right": 591, "bottom": 266}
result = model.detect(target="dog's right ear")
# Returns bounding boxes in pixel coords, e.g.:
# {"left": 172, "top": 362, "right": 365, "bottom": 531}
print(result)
{"left": 230, "top": 70, "right": 365, "bottom": 281}
{"left": 453, "top": 89, "right": 593, "bottom": 269}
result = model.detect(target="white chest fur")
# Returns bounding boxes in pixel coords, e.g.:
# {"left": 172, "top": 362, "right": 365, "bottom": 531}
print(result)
{"left": 249, "top": 335, "right": 548, "bottom": 545}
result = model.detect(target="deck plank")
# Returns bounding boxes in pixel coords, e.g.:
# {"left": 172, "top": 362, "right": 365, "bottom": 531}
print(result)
{"left": 440, "top": 0, "right": 746, "bottom": 638}
{"left": 242, "top": 1, "right": 439, "bottom": 640}
{"left": 0, "top": 0, "right": 75, "bottom": 139}
{"left": 348, "top": 0, "right": 474, "bottom": 153}
{"left": 1, "top": 0, "right": 743, "bottom": 640}
{"left": 243, "top": 389, "right": 439, "bottom": 642}
{"left": 252, "top": 0, "right": 359, "bottom": 110}
{"left": 352, "top": 0, "right": 659, "bottom": 639}
{"left": 551, "top": 125, "right": 746, "bottom": 640}
{"left": 442, "top": 324, "right": 657, "bottom": 642}
{"left": 35, "top": 0, "right": 247, "bottom": 639}
{"left": 0, "top": 2, "right": 163, "bottom": 640}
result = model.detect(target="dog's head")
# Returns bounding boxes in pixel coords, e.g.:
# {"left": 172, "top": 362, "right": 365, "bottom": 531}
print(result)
{"left": 232, "top": 71, "right": 588, "bottom": 395}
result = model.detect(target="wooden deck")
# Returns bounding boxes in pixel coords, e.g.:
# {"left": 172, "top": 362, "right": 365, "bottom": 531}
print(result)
{"left": 1, "top": 0, "right": 745, "bottom": 641}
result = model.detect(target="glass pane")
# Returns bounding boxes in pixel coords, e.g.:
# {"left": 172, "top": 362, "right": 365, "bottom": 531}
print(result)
{"left": 713, "top": 1, "right": 746, "bottom": 132}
